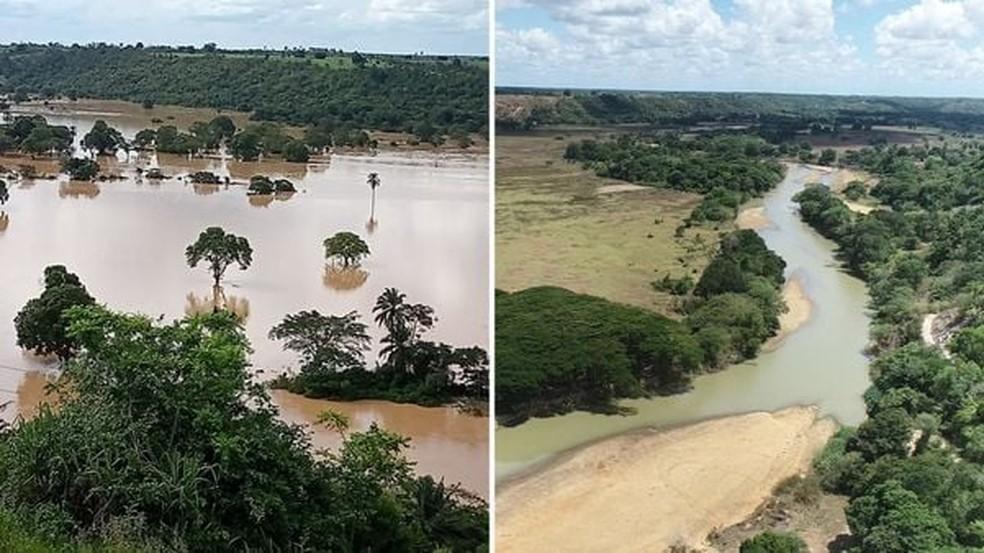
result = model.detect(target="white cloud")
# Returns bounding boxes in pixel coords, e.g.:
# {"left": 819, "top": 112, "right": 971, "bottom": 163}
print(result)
{"left": 497, "top": 0, "right": 860, "bottom": 90}
{"left": 874, "top": 0, "right": 984, "bottom": 80}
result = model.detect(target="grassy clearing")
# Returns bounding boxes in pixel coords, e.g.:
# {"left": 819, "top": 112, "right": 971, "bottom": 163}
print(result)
{"left": 496, "top": 131, "right": 722, "bottom": 315}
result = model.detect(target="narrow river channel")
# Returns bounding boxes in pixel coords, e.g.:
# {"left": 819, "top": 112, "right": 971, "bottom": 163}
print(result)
{"left": 496, "top": 163, "right": 872, "bottom": 480}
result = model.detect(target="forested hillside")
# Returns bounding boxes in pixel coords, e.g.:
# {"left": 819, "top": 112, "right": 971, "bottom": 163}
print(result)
{"left": 0, "top": 44, "right": 488, "bottom": 135}
{"left": 497, "top": 89, "right": 984, "bottom": 134}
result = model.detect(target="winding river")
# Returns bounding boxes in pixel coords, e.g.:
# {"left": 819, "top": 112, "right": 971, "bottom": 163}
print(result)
{"left": 496, "top": 163, "right": 872, "bottom": 480}
{"left": 0, "top": 101, "right": 490, "bottom": 496}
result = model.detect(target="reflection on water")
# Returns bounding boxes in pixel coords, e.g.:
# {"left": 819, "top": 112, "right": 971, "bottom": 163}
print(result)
{"left": 0, "top": 107, "right": 489, "bottom": 493}
{"left": 0, "top": 213, "right": 8, "bottom": 232}
{"left": 247, "top": 192, "right": 295, "bottom": 208}
{"left": 192, "top": 183, "right": 221, "bottom": 196}
{"left": 323, "top": 265, "right": 369, "bottom": 291}
{"left": 184, "top": 287, "right": 251, "bottom": 323}
{"left": 16, "top": 371, "right": 57, "bottom": 421}
{"left": 365, "top": 218, "right": 379, "bottom": 235}
{"left": 272, "top": 390, "right": 489, "bottom": 498}
{"left": 58, "top": 181, "right": 101, "bottom": 199}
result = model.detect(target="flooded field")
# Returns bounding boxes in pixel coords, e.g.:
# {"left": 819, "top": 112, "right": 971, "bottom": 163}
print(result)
{"left": 0, "top": 104, "right": 490, "bottom": 496}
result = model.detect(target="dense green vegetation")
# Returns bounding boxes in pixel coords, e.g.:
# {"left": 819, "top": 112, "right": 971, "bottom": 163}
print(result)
{"left": 496, "top": 230, "right": 786, "bottom": 423}
{"left": 1, "top": 44, "right": 488, "bottom": 136}
{"left": 497, "top": 88, "right": 984, "bottom": 133}
{"left": 0, "top": 115, "right": 72, "bottom": 154}
{"left": 14, "top": 266, "right": 95, "bottom": 360}
{"left": 272, "top": 288, "right": 488, "bottom": 409}
{"left": 1, "top": 302, "right": 487, "bottom": 552}
{"left": 793, "top": 146, "right": 984, "bottom": 551}
{"left": 564, "top": 134, "right": 784, "bottom": 224}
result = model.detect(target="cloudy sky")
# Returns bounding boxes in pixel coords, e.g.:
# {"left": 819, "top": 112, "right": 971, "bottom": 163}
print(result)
{"left": 497, "top": 0, "right": 984, "bottom": 97}
{"left": 0, "top": 0, "right": 488, "bottom": 55}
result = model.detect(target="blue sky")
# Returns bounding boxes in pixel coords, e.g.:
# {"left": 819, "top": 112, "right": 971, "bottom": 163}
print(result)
{"left": 497, "top": 0, "right": 984, "bottom": 97}
{"left": 0, "top": 0, "right": 488, "bottom": 55}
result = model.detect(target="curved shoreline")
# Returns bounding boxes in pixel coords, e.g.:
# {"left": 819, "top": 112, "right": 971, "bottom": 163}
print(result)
{"left": 496, "top": 406, "right": 836, "bottom": 552}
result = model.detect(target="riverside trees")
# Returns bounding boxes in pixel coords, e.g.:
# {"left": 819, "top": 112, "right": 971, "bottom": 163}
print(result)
{"left": 272, "top": 287, "right": 488, "bottom": 407}
{"left": 0, "top": 305, "right": 488, "bottom": 551}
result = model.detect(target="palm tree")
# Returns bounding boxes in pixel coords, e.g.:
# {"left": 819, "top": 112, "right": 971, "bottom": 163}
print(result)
{"left": 373, "top": 287, "right": 406, "bottom": 331}
{"left": 367, "top": 172, "right": 381, "bottom": 221}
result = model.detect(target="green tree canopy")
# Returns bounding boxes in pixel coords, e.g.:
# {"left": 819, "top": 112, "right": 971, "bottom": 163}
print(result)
{"left": 185, "top": 227, "right": 253, "bottom": 288}
{"left": 81, "top": 119, "right": 125, "bottom": 154}
{"left": 270, "top": 310, "right": 371, "bottom": 374}
{"left": 324, "top": 231, "right": 370, "bottom": 267}
{"left": 739, "top": 531, "right": 807, "bottom": 553}
{"left": 13, "top": 265, "right": 95, "bottom": 360}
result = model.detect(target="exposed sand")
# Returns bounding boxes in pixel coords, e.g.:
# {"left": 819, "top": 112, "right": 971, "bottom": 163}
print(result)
{"left": 765, "top": 277, "right": 812, "bottom": 351}
{"left": 736, "top": 205, "right": 769, "bottom": 230}
{"left": 843, "top": 200, "right": 875, "bottom": 214}
{"left": 496, "top": 407, "right": 837, "bottom": 553}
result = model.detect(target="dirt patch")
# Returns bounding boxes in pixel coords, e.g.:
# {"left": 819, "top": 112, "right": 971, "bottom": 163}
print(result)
{"left": 496, "top": 407, "right": 837, "bottom": 553}
{"left": 709, "top": 479, "right": 852, "bottom": 553}
{"left": 496, "top": 131, "right": 720, "bottom": 314}
{"left": 736, "top": 206, "right": 770, "bottom": 230}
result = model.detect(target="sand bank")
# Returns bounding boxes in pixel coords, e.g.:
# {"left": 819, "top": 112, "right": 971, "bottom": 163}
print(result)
{"left": 765, "top": 277, "right": 812, "bottom": 351}
{"left": 736, "top": 205, "right": 769, "bottom": 230}
{"left": 496, "top": 406, "right": 837, "bottom": 552}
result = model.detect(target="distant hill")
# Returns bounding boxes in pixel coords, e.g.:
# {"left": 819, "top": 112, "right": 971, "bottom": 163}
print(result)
{"left": 496, "top": 88, "right": 984, "bottom": 133}
{"left": 0, "top": 44, "right": 488, "bottom": 135}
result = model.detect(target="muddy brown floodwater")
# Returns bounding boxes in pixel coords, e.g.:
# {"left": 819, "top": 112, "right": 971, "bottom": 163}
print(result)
{"left": 0, "top": 104, "right": 490, "bottom": 497}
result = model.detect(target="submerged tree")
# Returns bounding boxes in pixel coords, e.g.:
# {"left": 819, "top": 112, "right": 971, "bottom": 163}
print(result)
{"left": 373, "top": 287, "right": 435, "bottom": 372}
{"left": 82, "top": 120, "right": 126, "bottom": 155}
{"left": 185, "top": 227, "right": 253, "bottom": 288}
{"left": 14, "top": 265, "right": 96, "bottom": 360}
{"left": 0, "top": 179, "right": 8, "bottom": 205}
{"left": 367, "top": 172, "right": 381, "bottom": 220}
{"left": 61, "top": 157, "right": 100, "bottom": 181}
{"left": 269, "top": 310, "right": 370, "bottom": 374}
{"left": 324, "top": 231, "right": 370, "bottom": 267}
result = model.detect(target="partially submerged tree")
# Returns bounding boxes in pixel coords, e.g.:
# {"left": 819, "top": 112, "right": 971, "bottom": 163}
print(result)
{"left": 185, "top": 227, "right": 253, "bottom": 288}
{"left": 269, "top": 310, "right": 371, "bottom": 374}
{"left": 82, "top": 120, "right": 126, "bottom": 155}
{"left": 14, "top": 265, "right": 96, "bottom": 360}
{"left": 324, "top": 231, "right": 370, "bottom": 267}
{"left": 61, "top": 157, "right": 100, "bottom": 181}
{"left": 284, "top": 140, "right": 310, "bottom": 163}
{"left": 0, "top": 179, "right": 8, "bottom": 205}
{"left": 373, "top": 287, "right": 435, "bottom": 372}
{"left": 367, "top": 172, "right": 381, "bottom": 220}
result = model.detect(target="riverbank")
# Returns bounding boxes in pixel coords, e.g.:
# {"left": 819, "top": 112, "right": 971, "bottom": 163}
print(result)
{"left": 765, "top": 277, "right": 812, "bottom": 351}
{"left": 496, "top": 406, "right": 836, "bottom": 552}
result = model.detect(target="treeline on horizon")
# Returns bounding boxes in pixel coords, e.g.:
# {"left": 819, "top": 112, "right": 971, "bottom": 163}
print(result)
{"left": 0, "top": 43, "right": 488, "bottom": 137}
{"left": 496, "top": 229, "right": 787, "bottom": 425}
{"left": 789, "top": 142, "right": 984, "bottom": 550}
{"left": 496, "top": 88, "right": 984, "bottom": 135}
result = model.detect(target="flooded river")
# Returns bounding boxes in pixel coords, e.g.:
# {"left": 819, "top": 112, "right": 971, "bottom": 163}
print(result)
{"left": 0, "top": 102, "right": 490, "bottom": 496}
{"left": 496, "top": 164, "right": 871, "bottom": 480}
